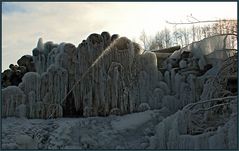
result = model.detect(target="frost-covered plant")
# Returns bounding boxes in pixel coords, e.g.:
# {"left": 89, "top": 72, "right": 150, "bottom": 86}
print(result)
{"left": 137, "top": 103, "right": 151, "bottom": 112}
{"left": 110, "top": 108, "right": 121, "bottom": 115}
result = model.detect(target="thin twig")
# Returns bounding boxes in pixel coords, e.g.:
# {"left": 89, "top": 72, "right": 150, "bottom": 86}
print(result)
{"left": 185, "top": 96, "right": 237, "bottom": 110}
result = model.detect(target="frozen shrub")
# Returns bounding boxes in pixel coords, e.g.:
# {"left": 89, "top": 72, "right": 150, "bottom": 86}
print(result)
{"left": 110, "top": 108, "right": 121, "bottom": 115}
{"left": 138, "top": 103, "right": 151, "bottom": 112}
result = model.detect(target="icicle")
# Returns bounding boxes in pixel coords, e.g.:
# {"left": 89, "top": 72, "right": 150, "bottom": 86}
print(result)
{"left": 164, "top": 71, "right": 171, "bottom": 93}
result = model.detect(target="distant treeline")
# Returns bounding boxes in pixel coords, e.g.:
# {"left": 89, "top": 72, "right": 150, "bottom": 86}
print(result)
{"left": 140, "top": 19, "right": 237, "bottom": 51}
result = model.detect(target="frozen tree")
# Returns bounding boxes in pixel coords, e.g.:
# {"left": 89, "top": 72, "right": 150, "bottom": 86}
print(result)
{"left": 154, "top": 31, "right": 165, "bottom": 49}
{"left": 139, "top": 30, "right": 149, "bottom": 50}
{"left": 163, "top": 28, "right": 172, "bottom": 48}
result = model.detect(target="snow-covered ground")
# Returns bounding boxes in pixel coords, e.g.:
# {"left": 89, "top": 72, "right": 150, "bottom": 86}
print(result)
{"left": 2, "top": 106, "right": 237, "bottom": 149}
{"left": 2, "top": 109, "right": 166, "bottom": 149}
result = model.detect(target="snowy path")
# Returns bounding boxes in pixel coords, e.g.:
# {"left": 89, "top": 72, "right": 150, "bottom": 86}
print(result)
{"left": 2, "top": 110, "right": 166, "bottom": 149}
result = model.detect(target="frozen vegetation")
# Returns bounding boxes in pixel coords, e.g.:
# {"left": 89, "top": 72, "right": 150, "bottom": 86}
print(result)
{"left": 1, "top": 32, "right": 237, "bottom": 149}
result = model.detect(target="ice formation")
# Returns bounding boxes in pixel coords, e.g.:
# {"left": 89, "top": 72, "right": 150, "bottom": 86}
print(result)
{"left": 149, "top": 95, "right": 237, "bottom": 149}
{"left": 2, "top": 32, "right": 163, "bottom": 118}
{"left": 2, "top": 86, "right": 26, "bottom": 117}
{"left": 2, "top": 33, "right": 237, "bottom": 119}
{"left": 1, "top": 32, "right": 237, "bottom": 149}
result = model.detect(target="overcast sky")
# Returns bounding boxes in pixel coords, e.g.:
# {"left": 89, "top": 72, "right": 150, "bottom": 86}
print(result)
{"left": 2, "top": 2, "right": 237, "bottom": 71}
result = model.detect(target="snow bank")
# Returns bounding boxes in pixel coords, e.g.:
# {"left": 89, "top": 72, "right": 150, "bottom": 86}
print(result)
{"left": 111, "top": 110, "right": 155, "bottom": 131}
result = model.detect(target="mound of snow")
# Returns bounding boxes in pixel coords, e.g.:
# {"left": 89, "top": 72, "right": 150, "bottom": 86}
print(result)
{"left": 111, "top": 110, "right": 155, "bottom": 131}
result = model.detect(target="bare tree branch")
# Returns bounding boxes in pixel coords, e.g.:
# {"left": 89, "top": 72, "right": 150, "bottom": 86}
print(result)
{"left": 185, "top": 95, "right": 237, "bottom": 110}
{"left": 166, "top": 19, "right": 236, "bottom": 25}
